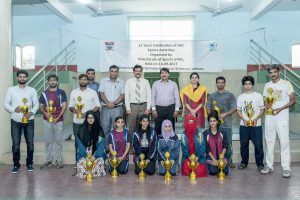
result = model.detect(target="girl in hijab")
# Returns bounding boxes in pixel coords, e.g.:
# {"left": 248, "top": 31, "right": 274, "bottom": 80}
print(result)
{"left": 133, "top": 114, "right": 157, "bottom": 175}
{"left": 76, "top": 110, "right": 106, "bottom": 178}
{"left": 181, "top": 114, "right": 207, "bottom": 177}
{"left": 157, "top": 119, "right": 180, "bottom": 176}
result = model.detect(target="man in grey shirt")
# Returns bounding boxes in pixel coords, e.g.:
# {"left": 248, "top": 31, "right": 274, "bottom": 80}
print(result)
{"left": 206, "top": 76, "right": 237, "bottom": 168}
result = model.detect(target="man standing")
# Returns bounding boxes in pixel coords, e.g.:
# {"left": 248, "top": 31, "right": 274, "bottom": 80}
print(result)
{"left": 69, "top": 74, "right": 100, "bottom": 162}
{"left": 151, "top": 68, "right": 181, "bottom": 135}
{"left": 4, "top": 70, "right": 39, "bottom": 173}
{"left": 86, "top": 68, "right": 100, "bottom": 93}
{"left": 39, "top": 74, "right": 67, "bottom": 169}
{"left": 261, "top": 64, "right": 295, "bottom": 178}
{"left": 125, "top": 65, "right": 151, "bottom": 137}
{"left": 99, "top": 65, "right": 125, "bottom": 137}
{"left": 236, "top": 75, "right": 264, "bottom": 171}
{"left": 206, "top": 76, "right": 237, "bottom": 168}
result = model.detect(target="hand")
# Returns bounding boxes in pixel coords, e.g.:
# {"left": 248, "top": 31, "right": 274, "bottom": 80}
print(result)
{"left": 152, "top": 111, "right": 158, "bottom": 119}
{"left": 126, "top": 110, "right": 131, "bottom": 115}
{"left": 144, "top": 109, "right": 150, "bottom": 115}
{"left": 212, "top": 158, "right": 218, "bottom": 166}
{"left": 273, "top": 108, "right": 282, "bottom": 115}
{"left": 145, "top": 159, "right": 150, "bottom": 165}
{"left": 118, "top": 157, "right": 124, "bottom": 163}
{"left": 173, "top": 111, "right": 179, "bottom": 118}
{"left": 81, "top": 112, "right": 86, "bottom": 119}
{"left": 190, "top": 109, "right": 196, "bottom": 116}
{"left": 24, "top": 112, "right": 33, "bottom": 119}
{"left": 15, "top": 106, "right": 22, "bottom": 113}
{"left": 53, "top": 117, "right": 59, "bottom": 124}
{"left": 243, "top": 119, "right": 248, "bottom": 127}
{"left": 107, "top": 102, "right": 114, "bottom": 109}
{"left": 265, "top": 103, "right": 271, "bottom": 109}
{"left": 219, "top": 113, "right": 226, "bottom": 120}
{"left": 44, "top": 112, "right": 51, "bottom": 119}
{"left": 253, "top": 119, "right": 258, "bottom": 126}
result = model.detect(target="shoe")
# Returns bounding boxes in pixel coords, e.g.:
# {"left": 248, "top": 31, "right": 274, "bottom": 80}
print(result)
{"left": 258, "top": 166, "right": 264, "bottom": 172}
{"left": 73, "top": 163, "right": 77, "bottom": 169}
{"left": 55, "top": 161, "right": 63, "bottom": 169}
{"left": 40, "top": 161, "right": 52, "bottom": 169}
{"left": 229, "top": 162, "right": 235, "bottom": 168}
{"left": 27, "top": 165, "right": 34, "bottom": 172}
{"left": 260, "top": 166, "right": 273, "bottom": 174}
{"left": 11, "top": 166, "right": 20, "bottom": 174}
{"left": 238, "top": 163, "right": 247, "bottom": 169}
{"left": 71, "top": 135, "right": 75, "bottom": 141}
{"left": 282, "top": 170, "right": 291, "bottom": 178}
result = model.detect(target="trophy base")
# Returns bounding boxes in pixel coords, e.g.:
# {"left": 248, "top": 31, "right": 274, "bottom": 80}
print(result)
{"left": 164, "top": 172, "right": 172, "bottom": 181}
{"left": 218, "top": 171, "right": 225, "bottom": 180}
{"left": 86, "top": 173, "right": 93, "bottom": 182}
{"left": 189, "top": 172, "right": 197, "bottom": 182}
{"left": 111, "top": 169, "right": 118, "bottom": 179}
{"left": 138, "top": 171, "right": 146, "bottom": 180}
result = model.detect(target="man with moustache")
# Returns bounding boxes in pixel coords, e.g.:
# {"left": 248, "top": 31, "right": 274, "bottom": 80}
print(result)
{"left": 151, "top": 68, "right": 181, "bottom": 135}
{"left": 69, "top": 74, "right": 100, "bottom": 162}
{"left": 86, "top": 68, "right": 101, "bottom": 123}
{"left": 39, "top": 74, "right": 67, "bottom": 169}
{"left": 260, "top": 64, "right": 295, "bottom": 178}
{"left": 4, "top": 70, "right": 39, "bottom": 173}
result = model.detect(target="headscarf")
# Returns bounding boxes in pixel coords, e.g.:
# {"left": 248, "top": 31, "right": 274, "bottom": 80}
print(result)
{"left": 77, "top": 110, "right": 104, "bottom": 155}
{"left": 184, "top": 114, "right": 197, "bottom": 154}
{"left": 161, "top": 119, "right": 175, "bottom": 142}
{"left": 137, "top": 114, "right": 151, "bottom": 143}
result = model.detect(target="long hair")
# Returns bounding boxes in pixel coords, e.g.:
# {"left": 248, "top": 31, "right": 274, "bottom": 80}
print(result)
{"left": 137, "top": 114, "right": 151, "bottom": 143}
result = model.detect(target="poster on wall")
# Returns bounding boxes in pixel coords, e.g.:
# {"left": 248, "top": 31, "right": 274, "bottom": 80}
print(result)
{"left": 100, "top": 40, "right": 223, "bottom": 72}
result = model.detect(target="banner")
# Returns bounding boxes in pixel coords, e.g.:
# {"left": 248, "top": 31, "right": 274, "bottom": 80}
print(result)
{"left": 100, "top": 40, "right": 222, "bottom": 72}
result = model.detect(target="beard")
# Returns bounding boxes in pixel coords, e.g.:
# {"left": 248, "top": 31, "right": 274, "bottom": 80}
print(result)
{"left": 79, "top": 83, "right": 87, "bottom": 87}
{"left": 18, "top": 80, "right": 27, "bottom": 85}
{"left": 49, "top": 84, "right": 57, "bottom": 88}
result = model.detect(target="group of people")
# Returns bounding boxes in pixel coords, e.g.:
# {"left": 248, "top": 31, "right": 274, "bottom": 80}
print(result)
{"left": 4, "top": 64, "right": 295, "bottom": 179}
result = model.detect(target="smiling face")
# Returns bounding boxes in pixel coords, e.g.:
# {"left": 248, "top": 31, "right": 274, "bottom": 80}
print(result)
{"left": 268, "top": 68, "right": 279, "bottom": 82}
{"left": 190, "top": 74, "right": 199, "bottom": 85}
{"left": 109, "top": 68, "right": 119, "bottom": 80}
{"left": 209, "top": 117, "right": 218, "bottom": 129}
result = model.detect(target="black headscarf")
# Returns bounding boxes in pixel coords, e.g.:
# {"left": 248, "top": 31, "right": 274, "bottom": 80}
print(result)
{"left": 77, "top": 110, "right": 104, "bottom": 154}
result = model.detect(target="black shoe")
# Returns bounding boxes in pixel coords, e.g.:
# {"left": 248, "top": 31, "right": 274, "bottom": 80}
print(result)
{"left": 258, "top": 165, "right": 264, "bottom": 172}
{"left": 238, "top": 163, "right": 247, "bottom": 169}
{"left": 11, "top": 166, "right": 20, "bottom": 174}
{"left": 27, "top": 165, "right": 34, "bottom": 172}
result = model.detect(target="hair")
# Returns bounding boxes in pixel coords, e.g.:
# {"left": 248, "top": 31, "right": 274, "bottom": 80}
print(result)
{"left": 242, "top": 75, "right": 255, "bottom": 85}
{"left": 216, "top": 76, "right": 226, "bottom": 83}
{"left": 137, "top": 114, "right": 151, "bottom": 144}
{"left": 160, "top": 67, "right": 169, "bottom": 74}
{"left": 133, "top": 65, "right": 143, "bottom": 71}
{"left": 79, "top": 74, "right": 88, "bottom": 80}
{"left": 16, "top": 69, "right": 28, "bottom": 77}
{"left": 114, "top": 116, "right": 124, "bottom": 123}
{"left": 190, "top": 72, "right": 199, "bottom": 79}
{"left": 86, "top": 68, "right": 95, "bottom": 74}
{"left": 267, "top": 64, "right": 280, "bottom": 72}
{"left": 109, "top": 65, "right": 119, "bottom": 71}
{"left": 47, "top": 74, "right": 58, "bottom": 81}
{"left": 207, "top": 110, "right": 220, "bottom": 128}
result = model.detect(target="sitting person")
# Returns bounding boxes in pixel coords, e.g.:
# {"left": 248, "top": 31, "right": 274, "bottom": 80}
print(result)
{"left": 76, "top": 110, "right": 106, "bottom": 178}
{"left": 133, "top": 114, "right": 157, "bottom": 175}
{"left": 157, "top": 119, "right": 180, "bottom": 176}
{"left": 181, "top": 115, "right": 207, "bottom": 177}
{"left": 107, "top": 116, "right": 131, "bottom": 174}
{"left": 204, "top": 111, "right": 229, "bottom": 176}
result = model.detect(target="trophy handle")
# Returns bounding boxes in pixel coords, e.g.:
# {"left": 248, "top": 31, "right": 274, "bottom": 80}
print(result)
{"left": 161, "top": 160, "right": 164, "bottom": 166}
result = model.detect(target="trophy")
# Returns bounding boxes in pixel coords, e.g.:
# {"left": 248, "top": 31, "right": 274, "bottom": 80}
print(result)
{"left": 212, "top": 100, "right": 224, "bottom": 124}
{"left": 21, "top": 98, "right": 29, "bottom": 124}
{"left": 244, "top": 101, "right": 255, "bottom": 127}
{"left": 85, "top": 148, "right": 94, "bottom": 182}
{"left": 187, "top": 154, "right": 198, "bottom": 182}
{"left": 137, "top": 153, "right": 148, "bottom": 180}
{"left": 46, "top": 100, "right": 56, "bottom": 123}
{"left": 109, "top": 151, "right": 119, "bottom": 179}
{"left": 161, "top": 152, "right": 175, "bottom": 182}
{"left": 265, "top": 87, "right": 276, "bottom": 115}
{"left": 75, "top": 96, "right": 84, "bottom": 119}
{"left": 217, "top": 153, "right": 227, "bottom": 180}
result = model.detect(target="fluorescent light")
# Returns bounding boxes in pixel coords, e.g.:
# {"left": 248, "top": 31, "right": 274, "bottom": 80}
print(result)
{"left": 78, "top": 0, "right": 90, "bottom": 4}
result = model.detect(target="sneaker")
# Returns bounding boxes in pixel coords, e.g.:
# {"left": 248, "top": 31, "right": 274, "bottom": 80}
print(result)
{"left": 11, "top": 166, "right": 20, "bottom": 174}
{"left": 260, "top": 166, "right": 273, "bottom": 174}
{"left": 55, "top": 161, "right": 63, "bottom": 169}
{"left": 282, "top": 170, "right": 291, "bottom": 178}
{"left": 73, "top": 163, "right": 77, "bottom": 169}
{"left": 238, "top": 163, "right": 247, "bottom": 169}
{"left": 258, "top": 166, "right": 264, "bottom": 172}
{"left": 27, "top": 165, "right": 34, "bottom": 172}
{"left": 40, "top": 161, "right": 52, "bottom": 169}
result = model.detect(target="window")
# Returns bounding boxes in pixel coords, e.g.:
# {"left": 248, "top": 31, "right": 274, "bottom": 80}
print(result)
{"left": 15, "top": 45, "right": 35, "bottom": 69}
{"left": 129, "top": 17, "right": 194, "bottom": 40}
{"left": 15, "top": 45, "right": 22, "bottom": 68}
{"left": 292, "top": 43, "right": 300, "bottom": 68}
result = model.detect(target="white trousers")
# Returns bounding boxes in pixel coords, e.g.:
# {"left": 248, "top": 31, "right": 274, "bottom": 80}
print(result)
{"left": 265, "top": 116, "right": 291, "bottom": 171}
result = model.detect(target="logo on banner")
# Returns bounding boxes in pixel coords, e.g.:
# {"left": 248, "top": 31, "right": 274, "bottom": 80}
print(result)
{"left": 105, "top": 41, "right": 114, "bottom": 50}
{"left": 209, "top": 42, "right": 218, "bottom": 51}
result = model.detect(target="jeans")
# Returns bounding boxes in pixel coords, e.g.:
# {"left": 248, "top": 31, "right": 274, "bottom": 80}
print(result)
{"left": 11, "top": 119, "right": 34, "bottom": 167}
{"left": 73, "top": 122, "right": 81, "bottom": 161}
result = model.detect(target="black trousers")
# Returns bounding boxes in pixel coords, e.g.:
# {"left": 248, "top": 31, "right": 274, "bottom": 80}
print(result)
{"left": 134, "top": 159, "right": 156, "bottom": 175}
{"left": 155, "top": 104, "right": 175, "bottom": 135}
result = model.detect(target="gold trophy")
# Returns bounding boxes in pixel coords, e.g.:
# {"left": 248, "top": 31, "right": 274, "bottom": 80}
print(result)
{"left": 212, "top": 100, "right": 224, "bottom": 124}
{"left": 109, "top": 151, "right": 119, "bottom": 179}
{"left": 265, "top": 87, "right": 276, "bottom": 115}
{"left": 85, "top": 148, "right": 94, "bottom": 182}
{"left": 161, "top": 152, "right": 175, "bottom": 182}
{"left": 187, "top": 154, "right": 197, "bottom": 182}
{"left": 217, "top": 153, "right": 227, "bottom": 180}
{"left": 244, "top": 101, "right": 255, "bottom": 127}
{"left": 46, "top": 100, "right": 56, "bottom": 123}
{"left": 137, "top": 153, "right": 148, "bottom": 180}
{"left": 21, "top": 98, "right": 29, "bottom": 124}
{"left": 75, "top": 96, "right": 84, "bottom": 119}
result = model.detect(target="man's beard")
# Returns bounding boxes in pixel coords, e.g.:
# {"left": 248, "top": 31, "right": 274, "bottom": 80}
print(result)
{"left": 80, "top": 83, "right": 87, "bottom": 87}
{"left": 18, "top": 80, "right": 27, "bottom": 85}
{"left": 50, "top": 84, "right": 57, "bottom": 88}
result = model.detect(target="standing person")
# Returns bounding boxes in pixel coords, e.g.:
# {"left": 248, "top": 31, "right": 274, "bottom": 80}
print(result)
{"left": 180, "top": 72, "right": 207, "bottom": 128}
{"left": 99, "top": 65, "right": 125, "bottom": 137}
{"left": 39, "top": 74, "right": 67, "bottom": 169}
{"left": 151, "top": 68, "right": 181, "bottom": 135}
{"left": 86, "top": 68, "right": 100, "bottom": 93}
{"left": 236, "top": 75, "right": 264, "bottom": 171}
{"left": 206, "top": 76, "right": 237, "bottom": 168}
{"left": 4, "top": 70, "right": 39, "bottom": 173}
{"left": 69, "top": 74, "right": 100, "bottom": 163}
{"left": 125, "top": 65, "right": 151, "bottom": 140}
{"left": 261, "top": 64, "right": 295, "bottom": 178}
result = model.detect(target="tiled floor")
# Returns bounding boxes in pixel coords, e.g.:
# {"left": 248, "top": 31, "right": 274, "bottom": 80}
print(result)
{"left": 0, "top": 163, "right": 300, "bottom": 199}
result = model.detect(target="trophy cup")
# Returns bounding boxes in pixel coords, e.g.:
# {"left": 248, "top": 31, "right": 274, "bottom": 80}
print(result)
{"left": 46, "top": 100, "right": 56, "bottom": 123}
{"left": 21, "top": 98, "right": 29, "bottom": 124}
{"left": 217, "top": 153, "right": 227, "bottom": 180}
{"left": 161, "top": 152, "right": 175, "bottom": 182}
{"left": 109, "top": 151, "right": 119, "bottom": 179}
{"left": 244, "top": 101, "right": 255, "bottom": 127}
{"left": 85, "top": 148, "right": 94, "bottom": 182}
{"left": 265, "top": 87, "right": 276, "bottom": 115}
{"left": 212, "top": 100, "right": 224, "bottom": 124}
{"left": 75, "top": 96, "right": 84, "bottom": 119}
{"left": 187, "top": 154, "right": 198, "bottom": 182}
{"left": 137, "top": 153, "right": 148, "bottom": 180}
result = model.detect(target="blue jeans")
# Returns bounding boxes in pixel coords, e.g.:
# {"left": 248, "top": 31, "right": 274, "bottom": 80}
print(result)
{"left": 220, "top": 126, "right": 232, "bottom": 163}
{"left": 11, "top": 119, "right": 34, "bottom": 167}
